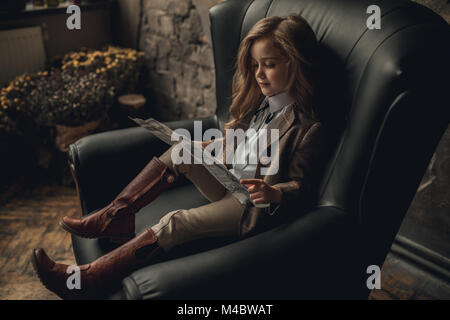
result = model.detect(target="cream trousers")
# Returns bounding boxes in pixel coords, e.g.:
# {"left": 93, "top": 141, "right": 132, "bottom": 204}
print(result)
{"left": 150, "top": 145, "right": 246, "bottom": 252}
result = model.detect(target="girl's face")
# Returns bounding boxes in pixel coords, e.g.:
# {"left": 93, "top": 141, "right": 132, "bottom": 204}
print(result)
{"left": 250, "top": 38, "right": 290, "bottom": 97}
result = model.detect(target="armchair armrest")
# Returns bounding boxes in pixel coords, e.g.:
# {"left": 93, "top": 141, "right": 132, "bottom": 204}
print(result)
{"left": 68, "top": 116, "right": 218, "bottom": 215}
{"left": 122, "top": 206, "right": 369, "bottom": 300}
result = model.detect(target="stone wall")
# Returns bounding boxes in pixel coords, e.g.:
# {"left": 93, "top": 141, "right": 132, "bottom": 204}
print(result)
{"left": 139, "top": 0, "right": 224, "bottom": 121}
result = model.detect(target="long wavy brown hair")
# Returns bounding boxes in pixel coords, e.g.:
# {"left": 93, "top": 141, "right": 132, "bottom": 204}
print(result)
{"left": 224, "top": 15, "right": 319, "bottom": 130}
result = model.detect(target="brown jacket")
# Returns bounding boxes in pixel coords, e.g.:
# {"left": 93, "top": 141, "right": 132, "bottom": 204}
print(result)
{"left": 236, "top": 105, "right": 331, "bottom": 237}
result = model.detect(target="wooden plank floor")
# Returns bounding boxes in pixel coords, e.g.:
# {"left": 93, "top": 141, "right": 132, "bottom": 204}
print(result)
{"left": 0, "top": 180, "right": 447, "bottom": 300}
{"left": 0, "top": 181, "right": 79, "bottom": 300}
{"left": 370, "top": 252, "right": 449, "bottom": 300}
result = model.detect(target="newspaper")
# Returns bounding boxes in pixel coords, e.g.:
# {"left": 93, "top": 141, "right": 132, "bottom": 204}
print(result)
{"left": 129, "top": 117, "right": 251, "bottom": 205}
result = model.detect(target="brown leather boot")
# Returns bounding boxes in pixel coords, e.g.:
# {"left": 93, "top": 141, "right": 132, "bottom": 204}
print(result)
{"left": 60, "top": 157, "right": 176, "bottom": 242}
{"left": 31, "top": 228, "right": 162, "bottom": 300}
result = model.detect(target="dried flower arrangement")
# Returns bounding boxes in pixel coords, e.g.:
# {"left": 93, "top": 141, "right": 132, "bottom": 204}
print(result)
{"left": 0, "top": 46, "right": 146, "bottom": 138}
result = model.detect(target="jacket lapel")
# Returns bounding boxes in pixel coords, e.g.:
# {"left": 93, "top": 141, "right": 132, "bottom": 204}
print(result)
{"left": 263, "top": 104, "right": 296, "bottom": 152}
{"left": 256, "top": 105, "right": 296, "bottom": 179}
{"left": 272, "top": 104, "right": 296, "bottom": 141}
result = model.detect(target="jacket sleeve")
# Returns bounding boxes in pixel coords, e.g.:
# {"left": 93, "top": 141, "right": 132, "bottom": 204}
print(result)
{"left": 271, "top": 122, "right": 328, "bottom": 216}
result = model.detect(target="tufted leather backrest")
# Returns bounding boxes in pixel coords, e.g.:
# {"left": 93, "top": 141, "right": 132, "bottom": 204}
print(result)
{"left": 210, "top": 0, "right": 449, "bottom": 257}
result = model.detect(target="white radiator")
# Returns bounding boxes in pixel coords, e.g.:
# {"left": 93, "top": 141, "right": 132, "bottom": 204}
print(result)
{"left": 0, "top": 25, "right": 46, "bottom": 87}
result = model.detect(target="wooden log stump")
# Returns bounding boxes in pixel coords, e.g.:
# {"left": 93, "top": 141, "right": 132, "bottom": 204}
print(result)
{"left": 117, "top": 94, "right": 147, "bottom": 125}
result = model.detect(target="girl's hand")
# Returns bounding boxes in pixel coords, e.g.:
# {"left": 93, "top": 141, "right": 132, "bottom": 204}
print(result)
{"left": 240, "top": 179, "right": 282, "bottom": 204}
{"left": 200, "top": 138, "right": 223, "bottom": 148}
{"left": 201, "top": 140, "right": 212, "bottom": 148}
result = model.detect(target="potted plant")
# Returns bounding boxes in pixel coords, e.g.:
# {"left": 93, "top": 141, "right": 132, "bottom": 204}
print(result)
{"left": 1, "top": 46, "right": 146, "bottom": 152}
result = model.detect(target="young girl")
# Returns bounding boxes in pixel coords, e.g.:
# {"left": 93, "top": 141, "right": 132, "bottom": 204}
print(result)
{"left": 32, "top": 15, "right": 329, "bottom": 299}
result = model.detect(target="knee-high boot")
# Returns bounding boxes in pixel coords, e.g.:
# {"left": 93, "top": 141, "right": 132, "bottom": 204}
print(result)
{"left": 31, "top": 228, "right": 162, "bottom": 300}
{"left": 60, "top": 157, "right": 176, "bottom": 242}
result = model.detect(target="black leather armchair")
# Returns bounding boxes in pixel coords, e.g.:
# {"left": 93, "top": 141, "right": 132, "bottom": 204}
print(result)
{"left": 68, "top": 0, "right": 449, "bottom": 299}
